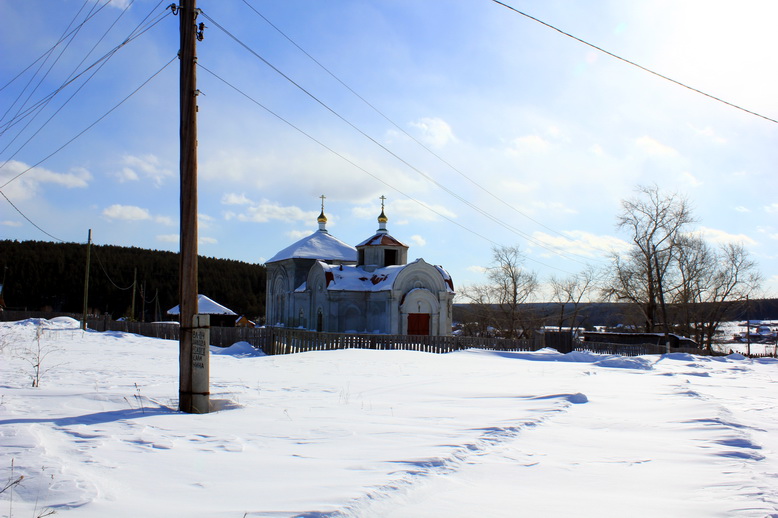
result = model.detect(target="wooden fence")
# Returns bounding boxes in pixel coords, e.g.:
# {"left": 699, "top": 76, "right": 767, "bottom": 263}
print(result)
{"left": 0, "top": 310, "right": 729, "bottom": 357}
{"left": 83, "top": 321, "right": 715, "bottom": 358}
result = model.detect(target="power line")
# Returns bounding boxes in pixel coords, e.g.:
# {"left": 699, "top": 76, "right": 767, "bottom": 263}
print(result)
{"left": 490, "top": 0, "right": 778, "bottom": 125}
{"left": 198, "top": 63, "right": 578, "bottom": 274}
{"left": 200, "top": 10, "right": 593, "bottom": 268}
{"left": 0, "top": 0, "right": 106, "bottom": 124}
{"left": 0, "top": 55, "right": 177, "bottom": 240}
{"left": 0, "top": 4, "right": 171, "bottom": 163}
{"left": 239, "top": 0, "right": 580, "bottom": 245}
{"left": 92, "top": 246, "right": 135, "bottom": 291}
{"left": 0, "top": 190, "right": 64, "bottom": 242}
{"left": 0, "top": 55, "right": 177, "bottom": 191}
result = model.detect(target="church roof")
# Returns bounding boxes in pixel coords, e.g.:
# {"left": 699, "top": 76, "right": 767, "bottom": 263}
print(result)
{"left": 356, "top": 232, "right": 408, "bottom": 248}
{"left": 319, "top": 263, "right": 403, "bottom": 292}
{"left": 266, "top": 229, "right": 357, "bottom": 264}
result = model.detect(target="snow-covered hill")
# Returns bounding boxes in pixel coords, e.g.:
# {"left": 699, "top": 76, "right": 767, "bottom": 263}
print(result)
{"left": 1, "top": 318, "right": 776, "bottom": 517}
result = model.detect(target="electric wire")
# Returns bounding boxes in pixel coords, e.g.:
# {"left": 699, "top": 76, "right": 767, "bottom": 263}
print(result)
{"left": 0, "top": 55, "right": 177, "bottom": 240}
{"left": 0, "top": 54, "right": 176, "bottom": 191}
{"left": 200, "top": 10, "right": 593, "bottom": 267}
{"left": 3, "top": 0, "right": 141, "bottom": 146}
{"left": 0, "top": 7, "right": 172, "bottom": 169}
{"left": 198, "top": 63, "right": 578, "bottom": 274}
{"left": 239, "top": 0, "right": 582, "bottom": 247}
{"left": 197, "top": 63, "right": 499, "bottom": 248}
{"left": 92, "top": 246, "right": 135, "bottom": 291}
{"left": 490, "top": 0, "right": 778, "bottom": 125}
{"left": 0, "top": 0, "right": 106, "bottom": 124}
{"left": 0, "top": 3, "right": 169, "bottom": 137}
{"left": 0, "top": 190, "right": 64, "bottom": 242}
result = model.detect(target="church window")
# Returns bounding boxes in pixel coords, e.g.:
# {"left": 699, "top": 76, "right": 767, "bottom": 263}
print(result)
{"left": 384, "top": 249, "right": 398, "bottom": 266}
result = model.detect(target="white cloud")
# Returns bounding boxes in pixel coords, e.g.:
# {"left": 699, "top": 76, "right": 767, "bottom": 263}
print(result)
{"left": 735, "top": 206, "right": 750, "bottom": 213}
{"left": 221, "top": 193, "right": 252, "bottom": 205}
{"left": 236, "top": 200, "right": 316, "bottom": 223}
{"left": 156, "top": 234, "right": 178, "bottom": 243}
{"left": 199, "top": 237, "right": 217, "bottom": 245}
{"left": 635, "top": 136, "right": 679, "bottom": 157}
{"left": 0, "top": 160, "right": 91, "bottom": 200}
{"left": 500, "top": 180, "right": 538, "bottom": 196}
{"left": 155, "top": 216, "right": 175, "bottom": 226}
{"left": 353, "top": 199, "right": 455, "bottom": 224}
{"left": 764, "top": 204, "right": 778, "bottom": 214}
{"left": 198, "top": 213, "right": 215, "bottom": 229}
{"left": 590, "top": 144, "right": 606, "bottom": 156}
{"left": 695, "top": 227, "right": 757, "bottom": 246}
{"left": 410, "top": 117, "right": 457, "bottom": 148}
{"left": 689, "top": 124, "right": 727, "bottom": 145}
{"left": 117, "top": 154, "right": 172, "bottom": 187}
{"left": 531, "top": 200, "right": 577, "bottom": 215}
{"left": 680, "top": 171, "right": 703, "bottom": 187}
{"left": 410, "top": 235, "right": 426, "bottom": 247}
{"left": 532, "top": 230, "right": 631, "bottom": 257}
{"left": 507, "top": 134, "right": 550, "bottom": 154}
{"left": 102, "top": 204, "right": 151, "bottom": 221}
{"left": 392, "top": 199, "right": 456, "bottom": 223}
{"left": 467, "top": 265, "right": 487, "bottom": 274}
{"left": 106, "top": 0, "right": 132, "bottom": 9}
{"left": 287, "top": 230, "right": 311, "bottom": 240}
{"left": 1, "top": 220, "right": 22, "bottom": 227}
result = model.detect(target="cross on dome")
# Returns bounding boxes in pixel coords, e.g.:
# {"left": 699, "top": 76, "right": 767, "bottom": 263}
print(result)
{"left": 378, "top": 195, "right": 388, "bottom": 231}
{"left": 317, "top": 194, "right": 328, "bottom": 231}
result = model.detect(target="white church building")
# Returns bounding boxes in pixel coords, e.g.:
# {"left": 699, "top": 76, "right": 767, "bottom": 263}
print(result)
{"left": 265, "top": 201, "right": 454, "bottom": 336}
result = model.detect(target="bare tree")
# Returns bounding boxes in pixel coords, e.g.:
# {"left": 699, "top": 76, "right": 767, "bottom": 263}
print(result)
{"left": 462, "top": 245, "right": 538, "bottom": 339}
{"left": 696, "top": 243, "right": 761, "bottom": 350}
{"left": 549, "top": 265, "right": 601, "bottom": 334}
{"left": 605, "top": 185, "right": 695, "bottom": 333}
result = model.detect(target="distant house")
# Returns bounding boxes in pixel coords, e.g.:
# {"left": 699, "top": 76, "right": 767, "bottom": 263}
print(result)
{"left": 265, "top": 200, "right": 455, "bottom": 336}
{"left": 167, "top": 294, "right": 238, "bottom": 327}
{"left": 235, "top": 315, "right": 256, "bottom": 328}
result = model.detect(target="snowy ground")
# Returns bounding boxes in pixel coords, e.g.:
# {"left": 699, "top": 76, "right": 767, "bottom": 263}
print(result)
{"left": 1, "top": 317, "right": 777, "bottom": 517}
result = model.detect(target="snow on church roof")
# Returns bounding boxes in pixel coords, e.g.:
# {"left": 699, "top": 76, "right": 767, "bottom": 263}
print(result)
{"left": 319, "top": 263, "right": 403, "bottom": 292}
{"left": 266, "top": 230, "right": 358, "bottom": 264}
{"left": 356, "top": 232, "right": 408, "bottom": 248}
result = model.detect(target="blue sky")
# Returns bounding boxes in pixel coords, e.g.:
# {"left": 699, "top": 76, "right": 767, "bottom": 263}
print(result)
{"left": 1, "top": 0, "right": 776, "bottom": 299}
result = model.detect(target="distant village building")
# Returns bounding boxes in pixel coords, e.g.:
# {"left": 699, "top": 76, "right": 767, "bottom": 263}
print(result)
{"left": 265, "top": 199, "right": 454, "bottom": 335}
{"left": 167, "top": 294, "right": 238, "bottom": 327}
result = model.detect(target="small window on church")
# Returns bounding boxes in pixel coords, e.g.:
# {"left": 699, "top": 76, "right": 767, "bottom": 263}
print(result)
{"left": 384, "top": 249, "right": 398, "bottom": 266}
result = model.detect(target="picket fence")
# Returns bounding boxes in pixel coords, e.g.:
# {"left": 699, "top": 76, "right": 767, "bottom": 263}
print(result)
{"left": 84, "top": 319, "right": 713, "bottom": 358}
{"left": 0, "top": 310, "right": 732, "bottom": 357}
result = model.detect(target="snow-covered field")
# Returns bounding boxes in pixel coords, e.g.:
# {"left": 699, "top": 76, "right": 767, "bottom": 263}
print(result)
{"left": 1, "top": 317, "right": 777, "bottom": 517}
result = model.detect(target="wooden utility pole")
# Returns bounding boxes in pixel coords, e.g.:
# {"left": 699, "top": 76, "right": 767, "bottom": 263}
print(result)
{"left": 178, "top": 0, "right": 209, "bottom": 414}
{"left": 81, "top": 229, "right": 92, "bottom": 331}
{"left": 130, "top": 267, "right": 137, "bottom": 320}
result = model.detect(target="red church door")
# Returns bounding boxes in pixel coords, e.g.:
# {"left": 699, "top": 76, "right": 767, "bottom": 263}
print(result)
{"left": 407, "top": 313, "right": 430, "bottom": 336}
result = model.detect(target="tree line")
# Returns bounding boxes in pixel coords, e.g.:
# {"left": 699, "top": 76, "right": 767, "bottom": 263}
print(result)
{"left": 459, "top": 185, "right": 766, "bottom": 350}
{"left": 0, "top": 240, "right": 266, "bottom": 322}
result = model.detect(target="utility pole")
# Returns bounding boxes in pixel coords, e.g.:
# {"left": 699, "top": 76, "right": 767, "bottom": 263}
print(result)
{"left": 746, "top": 294, "right": 751, "bottom": 357}
{"left": 178, "top": 0, "right": 209, "bottom": 414}
{"left": 131, "top": 267, "right": 137, "bottom": 321}
{"left": 81, "top": 229, "right": 92, "bottom": 331}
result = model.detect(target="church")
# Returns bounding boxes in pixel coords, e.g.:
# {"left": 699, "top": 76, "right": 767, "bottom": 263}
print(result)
{"left": 265, "top": 198, "right": 455, "bottom": 336}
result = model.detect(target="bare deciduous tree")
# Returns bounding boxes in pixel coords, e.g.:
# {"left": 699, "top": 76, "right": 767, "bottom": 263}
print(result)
{"left": 549, "top": 265, "right": 601, "bottom": 334}
{"left": 605, "top": 184, "right": 695, "bottom": 333}
{"left": 461, "top": 245, "right": 538, "bottom": 339}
